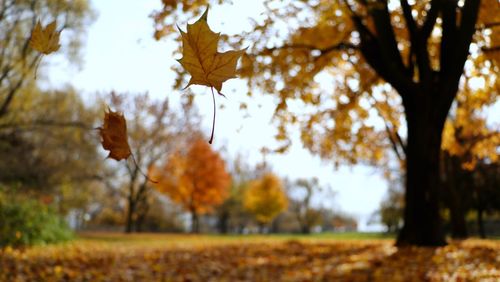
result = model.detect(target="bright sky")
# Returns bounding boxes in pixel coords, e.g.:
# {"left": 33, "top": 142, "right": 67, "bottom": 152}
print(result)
{"left": 47, "top": 0, "right": 387, "bottom": 231}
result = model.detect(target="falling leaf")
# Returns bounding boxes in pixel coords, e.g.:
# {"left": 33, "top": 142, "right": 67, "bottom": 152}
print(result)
{"left": 177, "top": 6, "right": 245, "bottom": 143}
{"left": 178, "top": 7, "right": 246, "bottom": 93}
{"left": 98, "top": 108, "right": 131, "bottom": 161}
{"left": 30, "top": 20, "right": 61, "bottom": 55}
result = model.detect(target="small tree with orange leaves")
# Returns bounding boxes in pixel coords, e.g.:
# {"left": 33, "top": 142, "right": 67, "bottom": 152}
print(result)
{"left": 151, "top": 136, "right": 230, "bottom": 233}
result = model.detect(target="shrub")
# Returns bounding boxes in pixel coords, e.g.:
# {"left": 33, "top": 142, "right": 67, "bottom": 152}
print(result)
{"left": 0, "top": 197, "right": 73, "bottom": 247}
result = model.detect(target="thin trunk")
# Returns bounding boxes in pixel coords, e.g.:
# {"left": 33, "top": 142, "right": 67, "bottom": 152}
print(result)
{"left": 258, "top": 223, "right": 265, "bottom": 234}
{"left": 477, "top": 207, "right": 486, "bottom": 238}
{"left": 445, "top": 154, "right": 468, "bottom": 239}
{"left": 135, "top": 203, "right": 149, "bottom": 233}
{"left": 301, "top": 225, "right": 311, "bottom": 234}
{"left": 217, "top": 211, "right": 229, "bottom": 234}
{"left": 191, "top": 211, "right": 199, "bottom": 233}
{"left": 125, "top": 200, "right": 135, "bottom": 233}
{"left": 449, "top": 202, "right": 468, "bottom": 239}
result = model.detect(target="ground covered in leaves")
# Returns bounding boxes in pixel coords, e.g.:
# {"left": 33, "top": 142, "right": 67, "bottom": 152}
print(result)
{"left": 1, "top": 233, "right": 500, "bottom": 281}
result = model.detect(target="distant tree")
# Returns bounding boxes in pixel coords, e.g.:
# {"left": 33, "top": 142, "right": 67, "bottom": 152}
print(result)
{"left": 472, "top": 161, "right": 500, "bottom": 238}
{"left": 0, "top": 0, "right": 94, "bottom": 118}
{"left": 215, "top": 155, "right": 254, "bottom": 234}
{"left": 0, "top": 87, "right": 103, "bottom": 202}
{"left": 288, "top": 178, "right": 325, "bottom": 234}
{"left": 377, "top": 187, "right": 405, "bottom": 234}
{"left": 105, "top": 92, "right": 193, "bottom": 233}
{"left": 440, "top": 80, "right": 499, "bottom": 238}
{"left": 244, "top": 173, "right": 288, "bottom": 232}
{"left": 152, "top": 136, "right": 231, "bottom": 233}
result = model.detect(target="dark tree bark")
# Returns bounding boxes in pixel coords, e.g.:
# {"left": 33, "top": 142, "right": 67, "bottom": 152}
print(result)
{"left": 443, "top": 153, "right": 469, "bottom": 239}
{"left": 191, "top": 211, "right": 200, "bottom": 233}
{"left": 345, "top": 0, "right": 481, "bottom": 246}
{"left": 477, "top": 207, "right": 486, "bottom": 238}
{"left": 217, "top": 210, "right": 229, "bottom": 234}
{"left": 449, "top": 196, "right": 468, "bottom": 239}
{"left": 301, "top": 225, "right": 311, "bottom": 234}
{"left": 125, "top": 200, "right": 135, "bottom": 233}
{"left": 125, "top": 166, "right": 139, "bottom": 233}
{"left": 396, "top": 94, "right": 446, "bottom": 245}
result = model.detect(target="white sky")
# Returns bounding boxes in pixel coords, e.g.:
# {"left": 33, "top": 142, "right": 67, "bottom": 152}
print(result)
{"left": 47, "top": 0, "right": 387, "bottom": 231}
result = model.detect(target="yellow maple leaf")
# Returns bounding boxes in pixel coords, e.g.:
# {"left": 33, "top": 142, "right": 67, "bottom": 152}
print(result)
{"left": 98, "top": 108, "right": 132, "bottom": 161}
{"left": 177, "top": 6, "right": 245, "bottom": 143}
{"left": 30, "top": 20, "right": 61, "bottom": 55}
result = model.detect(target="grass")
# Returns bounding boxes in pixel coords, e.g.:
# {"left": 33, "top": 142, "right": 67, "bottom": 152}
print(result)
{"left": 76, "top": 231, "right": 394, "bottom": 246}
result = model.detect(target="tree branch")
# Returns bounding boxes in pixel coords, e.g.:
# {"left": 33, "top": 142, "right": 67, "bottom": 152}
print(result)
{"left": 401, "top": 0, "right": 433, "bottom": 84}
{"left": 264, "top": 42, "right": 358, "bottom": 55}
{"left": 482, "top": 46, "right": 500, "bottom": 53}
{"left": 0, "top": 120, "right": 91, "bottom": 130}
{"left": 421, "top": 0, "right": 440, "bottom": 41}
{"left": 344, "top": 1, "right": 415, "bottom": 97}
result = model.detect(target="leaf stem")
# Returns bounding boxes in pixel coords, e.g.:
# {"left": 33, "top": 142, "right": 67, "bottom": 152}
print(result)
{"left": 209, "top": 87, "right": 216, "bottom": 144}
{"left": 34, "top": 54, "right": 43, "bottom": 79}
{"left": 130, "top": 153, "right": 158, "bottom": 184}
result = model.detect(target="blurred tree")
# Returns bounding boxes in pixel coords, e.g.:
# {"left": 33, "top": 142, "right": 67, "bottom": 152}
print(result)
{"left": 215, "top": 155, "right": 254, "bottom": 234}
{"left": 288, "top": 178, "right": 325, "bottom": 234}
{"left": 371, "top": 177, "right": 405, "bottom": 233}
{"left": 152, "top": 136, "right": 231, "bottom": 233}
{"left": 441, "top": 77, "right": 499, "bottom": 238}
{"left": 0, "top": 0, "right": 94, "bottom": 118}
{"left": 331, "top": 213, "right": 358, "bottom": 232}
{"left": 473, "top": 161, "right": 500, "bottom": 238}
{"left": 132, "top": 192, "right": 186, "bottom": 233}
{"left": 105, "top": 92, "right": 192, "bottom": 233}
{"left": 244, "top": 172, "right": 288, "bottom": 232}
{"left": 152, "top": 0, "right": 499, "bottom": 246}
{"left": 0, "top": 87, "right": 103, "bottom": 206}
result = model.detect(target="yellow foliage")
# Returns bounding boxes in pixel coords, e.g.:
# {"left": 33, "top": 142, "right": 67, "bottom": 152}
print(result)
{"left": 243, "top": 173, "right": 288, "bottom": 224}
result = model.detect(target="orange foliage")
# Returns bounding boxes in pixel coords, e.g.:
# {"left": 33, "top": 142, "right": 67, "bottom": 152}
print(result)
{"left": 151, "top": 137, "right": 230, "bottom": 215}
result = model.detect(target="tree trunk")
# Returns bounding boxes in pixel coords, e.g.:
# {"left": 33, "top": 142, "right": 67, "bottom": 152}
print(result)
{"left": 449, "top": 201, "right": 468, "bottom": 239}
{"left": 135, "top": 203, "right": 149, "bottom": 233}
{"left": 125, "top": 200, "right": 135, "bottom": 233}
{"left": 396, "top": 100, "right": 446, "bottom": 246}
{"left": 444, "top": 154, "right": 468, "bottom": 239}
{"left": 191, "top": 211, "right": 199, "bottom": 233}
{"left": 258, "top": 222, "right": 266, "bottom": 234}
{"left": 477, "top": 207, "right": 486, "bottom": 238}
{"left": 217, "top": 211, "right": 229, "bottom": 234}
{"left": 301, "top": 226, "right": 311, "bottom": 234}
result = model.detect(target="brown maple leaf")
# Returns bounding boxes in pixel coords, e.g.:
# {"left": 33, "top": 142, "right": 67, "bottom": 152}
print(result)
{"left": 177, "top": 6, "right": 246, "bottom": 143}
{"left": 98, "top": 108, "right": 132, "bottom": 161}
